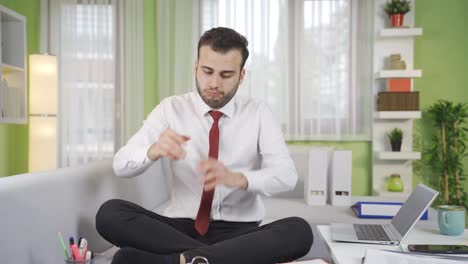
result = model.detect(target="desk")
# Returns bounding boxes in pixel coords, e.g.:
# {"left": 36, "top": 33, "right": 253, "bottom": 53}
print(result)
{"left": 317, "top": 225, "right": 468, "bottom": 264}
{"left": 262, "top": 196, "right": 438, "bottom": 262}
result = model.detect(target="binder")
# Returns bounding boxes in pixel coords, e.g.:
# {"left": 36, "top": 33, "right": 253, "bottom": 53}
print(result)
{"left": 304, "top": 148, "right": 333, "bottom": 205}
{"left": 351, "top": 201, "right": 428, "bottom": 220}
{"left": 329, "top": 150, "right": 352, "bottom": 206}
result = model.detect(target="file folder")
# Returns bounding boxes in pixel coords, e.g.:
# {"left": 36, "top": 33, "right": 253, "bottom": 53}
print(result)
{"left": 351, "top": 201, "right": 428, "bottom": 220}
{"left": 329, "top": 150, "right": 352, "bottom": 206}
{"left": 304, "top": 148, "right": 333, "bottom": 205}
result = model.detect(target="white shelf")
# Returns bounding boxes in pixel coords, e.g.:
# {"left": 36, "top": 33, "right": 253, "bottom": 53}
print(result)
{"left": 373, "top": 189, "right": 411, "bottom": 198}
{"left": 2, "top": 63, "right": 24, "bottom": 74}
{"left": 376, "top": 151, "right": 421, "bottom": 160}
{"left": 379, "top": 28, "right": 423, "bottom": 38}
{"left": 0, "top": 117, "right": 27, "bottom": 124}
{"left": 375, "top": 111, "right": 421, "bottom": 119}
{"left": 376, "top": 70, "right": 422, "bottom": 79}
{"left": 0, "top": 5, "right": 27, "bottom": 124}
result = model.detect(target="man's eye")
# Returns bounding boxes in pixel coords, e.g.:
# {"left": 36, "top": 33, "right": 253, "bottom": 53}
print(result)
{"left": 221, "top": 74, "right": 233, "bottom": 79}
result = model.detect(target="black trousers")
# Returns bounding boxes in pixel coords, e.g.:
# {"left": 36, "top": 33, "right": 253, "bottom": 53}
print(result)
{"left": 95, "top": 199, "right": 313, "bottom": 264}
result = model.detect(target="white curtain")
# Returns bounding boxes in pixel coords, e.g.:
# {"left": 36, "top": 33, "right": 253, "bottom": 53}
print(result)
{"left": 156, "top": 0, "right": 200, "bottom": 100}
{"left": 46, "top": 0, "right": 144, "bottom": 167}
{"left": 199, "top": 0, "right": 372, "bottom": 140}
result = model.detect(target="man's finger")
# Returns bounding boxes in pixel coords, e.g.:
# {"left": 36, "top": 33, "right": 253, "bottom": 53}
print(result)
{"left": 198, "top": 158, "right": 218, "bottom": 173}
{"left": 166, "top": 130, "right": 190, "bottom": 145}
{"left": 159, "top": 141, "right": 185, "bottom": 160}
{"left": 204, "top": 181, "right": 216, "bottom": 191}
{"left": 204, "top": 172, "right": 217, "bottom": 184}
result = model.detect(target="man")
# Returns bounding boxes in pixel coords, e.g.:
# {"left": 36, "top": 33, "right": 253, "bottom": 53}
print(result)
{"left": 96, "top": 27, "right": 313, "bottom": 264}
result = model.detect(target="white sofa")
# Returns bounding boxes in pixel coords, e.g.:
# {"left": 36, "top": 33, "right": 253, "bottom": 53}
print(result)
{"left": 0, "top": 157, "right": 330, "bottom": 264}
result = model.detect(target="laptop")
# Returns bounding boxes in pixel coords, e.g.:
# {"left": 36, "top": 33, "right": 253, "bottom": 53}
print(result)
{"left": 331, "top": 183, "right": 438, "bottom": 245}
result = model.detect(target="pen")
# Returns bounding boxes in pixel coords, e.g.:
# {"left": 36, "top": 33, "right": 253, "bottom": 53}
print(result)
{"left": 57, "top": 232, "right": 70, "bottom": 259}
{"left": 79, "top": 238, "right": 88, "bottom": 260}
{"left": 69, "top": 237, "right": 81, "bottom": 260}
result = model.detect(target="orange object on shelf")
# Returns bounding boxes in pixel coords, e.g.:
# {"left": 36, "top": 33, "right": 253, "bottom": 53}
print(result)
{"left": 387, "top": 78, "right": 411, "bottom": 92}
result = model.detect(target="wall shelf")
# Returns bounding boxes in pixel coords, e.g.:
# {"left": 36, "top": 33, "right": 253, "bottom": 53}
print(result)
{"left": 372, "top": 0, "right": 421, "bottom": 197}
{"left": 375, "top": 151, "right": 421, "bottom": 160}
{"left": 2, "top": 63, "right": 24, "bottom": 73}
{"left": 376, "top": 70, "right": 422, "bottom": 79}
{"left": 375, "top": 111, "right": 421, "bottom": 119}
{"left": 373, "top": 190, "right": 411, "bottom": 198}
{"left": 379, "top": 28, "right": 423, "bottom": 38}
{"left": 0, "top": 5, "right": 27, "bottom": 124}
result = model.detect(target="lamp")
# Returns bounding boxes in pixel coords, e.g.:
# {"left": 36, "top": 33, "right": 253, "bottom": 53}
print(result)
{"left": 28, "top": 54, "right": 57, "bottom": 172}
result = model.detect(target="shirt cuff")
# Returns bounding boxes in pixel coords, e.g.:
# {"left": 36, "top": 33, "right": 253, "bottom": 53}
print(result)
{"left": 133, "top": 143, "right": 155, "bottom": 167}
{"left": 242, "top": 170, "right": 265, "bottom": 194}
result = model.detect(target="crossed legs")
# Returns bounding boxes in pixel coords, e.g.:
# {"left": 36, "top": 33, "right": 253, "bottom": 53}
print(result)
{"left": 96, "top": 199, "right": 313, "bottom": 264}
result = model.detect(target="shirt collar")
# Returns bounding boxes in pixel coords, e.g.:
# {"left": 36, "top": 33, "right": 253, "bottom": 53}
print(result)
{"left": 192, "top": 91, "right": 235, "bottom": 119}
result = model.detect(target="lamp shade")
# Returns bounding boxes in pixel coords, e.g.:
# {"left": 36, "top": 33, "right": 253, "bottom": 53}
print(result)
{"left": 29, "top": 116, "right": 57, "bottom": 172}
{"left": 29, "top": 54, "right": 57, "bottom": 172}
{"left": 29, "top": 54, "right": 57, "bottom": 114}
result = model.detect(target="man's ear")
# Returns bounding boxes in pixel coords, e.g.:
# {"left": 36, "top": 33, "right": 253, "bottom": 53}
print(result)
{"left": 194, "top": 59, "right": 198, "bottom": 74}
{"left": 239, "top": 68, "right": 246, "bottom": 83}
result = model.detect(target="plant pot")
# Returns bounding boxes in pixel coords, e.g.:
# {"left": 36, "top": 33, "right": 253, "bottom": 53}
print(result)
{"left": 387, "top": 174, "right": 404, "bottom": 192}
{"left": 391, "top": 141, "right": 402, "bottom": 151}
{"left": 390, "top": 14, "right": 404, "bottom": 27}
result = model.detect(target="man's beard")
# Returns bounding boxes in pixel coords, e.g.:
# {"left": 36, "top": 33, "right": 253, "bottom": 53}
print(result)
{"left": 196, "top": 78, "right": 240, "bottom": 109}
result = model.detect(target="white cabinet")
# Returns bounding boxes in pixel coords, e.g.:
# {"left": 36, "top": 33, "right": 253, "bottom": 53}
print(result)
{"left": 0, "top": 5, "right": 27, "bottom": 124}
{"left": 372, "top": 0, "right": 421, "bottom": 197}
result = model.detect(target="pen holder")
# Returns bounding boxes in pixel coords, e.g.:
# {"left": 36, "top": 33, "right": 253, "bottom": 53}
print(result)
{"left": 65, "top": 259, "right": 91, "bottom": 264}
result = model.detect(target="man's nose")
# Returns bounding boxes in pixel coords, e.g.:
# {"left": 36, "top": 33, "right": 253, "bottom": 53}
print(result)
{"left": 209, "top": 75, "right": 221, "bottom": 88}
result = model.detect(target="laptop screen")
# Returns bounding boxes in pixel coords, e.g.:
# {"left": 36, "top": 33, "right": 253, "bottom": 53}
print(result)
{"left": 391, "top": 184, "right": 438, "bottom": 237}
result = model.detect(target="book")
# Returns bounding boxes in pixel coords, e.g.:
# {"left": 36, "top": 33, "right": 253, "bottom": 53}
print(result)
{"left": 351, "top": 201, "right": 428, "bottom": 220}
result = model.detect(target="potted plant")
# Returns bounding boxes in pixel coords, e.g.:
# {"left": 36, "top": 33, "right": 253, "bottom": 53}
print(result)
{"left": 424, "top": 100, "right": 468, "bottom": 208}
{"left": 387, "top": 128, "right": 403, "bottom": 151}
{"left": 384, "top": 0, "right": 411, "bottom": 27}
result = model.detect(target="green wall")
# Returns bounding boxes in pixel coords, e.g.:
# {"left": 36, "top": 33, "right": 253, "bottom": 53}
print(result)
{"left": 0, "top": 0, "right": 40, "bottom": 177}
{"left": 414, "top": 0, "right": 468, "bottom": 193}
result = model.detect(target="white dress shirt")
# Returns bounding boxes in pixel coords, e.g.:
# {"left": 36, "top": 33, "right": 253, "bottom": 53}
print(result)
{"left": 113, "top": 91, "right": 298, "bottom": 222}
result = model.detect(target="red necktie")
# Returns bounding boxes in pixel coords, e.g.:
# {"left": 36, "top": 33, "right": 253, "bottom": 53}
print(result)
{"left": 194, "top": 110, "right": 223, "bottom": 236}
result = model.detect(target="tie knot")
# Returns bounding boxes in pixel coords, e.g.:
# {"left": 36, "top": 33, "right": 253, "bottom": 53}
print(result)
{"left": 209, "top": 111, "right": 223, "bottom": 121}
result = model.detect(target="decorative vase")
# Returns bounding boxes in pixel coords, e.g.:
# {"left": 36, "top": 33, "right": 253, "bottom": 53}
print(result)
{"left": 387, "top": 174, "right": 404, "bottom": 192}
{"left": 390, "top": 141, "right": 402, "bottom": 152}
{"left": 390, "top": 14, "right": 404, "bottom": 27}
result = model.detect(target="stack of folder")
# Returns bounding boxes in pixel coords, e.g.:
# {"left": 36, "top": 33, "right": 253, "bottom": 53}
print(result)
{"left": 351, "top": 201, "right": 428, "bottom": 220}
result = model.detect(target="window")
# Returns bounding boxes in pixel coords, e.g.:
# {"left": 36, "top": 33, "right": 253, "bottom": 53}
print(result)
{"left": 200, "top": 0, "right": 372, "bottom": 140}
{"left": 60, "top": 3, "right": 115, "bottom": 166}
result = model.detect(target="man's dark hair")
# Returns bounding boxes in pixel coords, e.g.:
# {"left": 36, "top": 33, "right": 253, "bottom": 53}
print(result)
{"left": 197, "top": 27, "right": 249, "bottom": 70}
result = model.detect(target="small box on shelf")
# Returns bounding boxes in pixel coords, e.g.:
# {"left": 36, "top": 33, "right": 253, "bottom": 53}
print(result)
{"left": 387, "top": 78, "right": 411, "bottom": 92}
{"left": 377, "top": 92, "right": 419, "bottom": 111}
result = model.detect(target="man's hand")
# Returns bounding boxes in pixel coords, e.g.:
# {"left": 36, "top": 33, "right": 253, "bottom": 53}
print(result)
{"left": 147, "top": 129, "right": 190, "bottom": 161}
{"left": 198, "top": 159, "right": 248, "bottom": 191}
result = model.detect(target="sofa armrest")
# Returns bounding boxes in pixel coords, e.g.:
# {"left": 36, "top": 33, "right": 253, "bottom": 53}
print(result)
{"left": 0, "top": 159, "right": 171, "bottom": 264}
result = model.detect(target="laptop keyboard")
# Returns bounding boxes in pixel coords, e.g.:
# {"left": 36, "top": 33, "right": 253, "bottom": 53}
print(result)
{"left": 353, "top": 224, "right": 391, "bottom": 241}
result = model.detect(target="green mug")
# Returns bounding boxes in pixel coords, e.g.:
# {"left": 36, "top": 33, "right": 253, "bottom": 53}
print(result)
{"left": 438, "top": 205, "right": 466, "bottom": 236}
